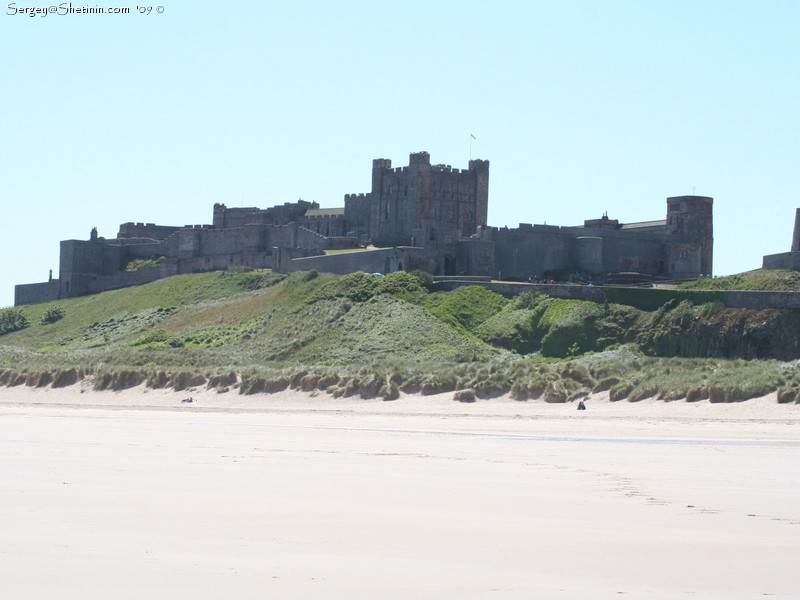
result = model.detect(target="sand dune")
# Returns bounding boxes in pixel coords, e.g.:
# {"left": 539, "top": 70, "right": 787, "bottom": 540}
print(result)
{"left": 1, "top": 385, "right": 798, "bottom": 599}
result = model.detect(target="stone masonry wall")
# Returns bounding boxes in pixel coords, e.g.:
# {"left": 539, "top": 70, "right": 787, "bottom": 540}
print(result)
{"left": 13, "top": 280, "right": 61, "bottom": 306}
{"left": 431, "top": 279, "right": 800, "bottom": 310}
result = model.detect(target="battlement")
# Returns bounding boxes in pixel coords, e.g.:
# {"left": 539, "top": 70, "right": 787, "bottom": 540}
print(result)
{"left": 430, "top": 164, "right": 471, "bottom": 174}
{"left": 409, "top": 151, "right": 430, "bottom": 166}
{"left": 118, "top": 222, "right": 181, "bottom": 241}
{"left": 468, "top": 158, "right": 490, "bottom": 171}
{"left": 12, "top": 149, "right": 716, "bottom": 306}
{"left": 667, "top": 195, "right": 713, "bottom": 206}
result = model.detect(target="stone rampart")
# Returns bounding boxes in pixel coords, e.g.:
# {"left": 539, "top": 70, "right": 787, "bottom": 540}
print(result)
{"left": 762, "top": 252, "right": 800, "bottom": 270}
{"left": 721, "top": 290, "right": 800, "bottom": 310}
{"left": 13, "top": 280, "right": 61, "bottom": 306}
{"left": 429, "top": 279, "right": 800, "bottom": 310}
{"left": 118, "top": 222, "right": 181, "bottom": 241}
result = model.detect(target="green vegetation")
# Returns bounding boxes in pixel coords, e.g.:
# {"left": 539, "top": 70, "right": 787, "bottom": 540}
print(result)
{"left": 125, "top": 255, "right": 166, "bottom": 271}
{"left": 679, "top": 269, "right": 800, "bottom": 291}
{"left": 605, "top": 287, "right": 725, "bottom": 311}
{"left": 423, "top": 286, "right": 509, "bottom": 332}
{"left": 0, "top": 308, "right": 30, "bottom": 335}
{"left": 40, "top": 305, "right": 65, "bottom": 324}
{"left": 309, "top": 270, "right": 428, "bottom": 303}
{"left": 1, "top": 269, "right": 799, "bottom": 403}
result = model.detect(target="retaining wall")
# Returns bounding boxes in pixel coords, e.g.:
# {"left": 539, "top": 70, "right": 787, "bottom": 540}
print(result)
{"left": 430, "top": 279, "right": 800, "bottom": 310}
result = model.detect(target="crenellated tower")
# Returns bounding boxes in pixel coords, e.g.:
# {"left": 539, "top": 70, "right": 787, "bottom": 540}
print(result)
{"left": 344, "top": 151, "right": 489, "bottom": 246}
{"left": 666, "top": 195, "right": 714, "bottom": 277}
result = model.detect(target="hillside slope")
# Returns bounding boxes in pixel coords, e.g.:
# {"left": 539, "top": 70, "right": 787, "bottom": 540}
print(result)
{"left": 2, "top": 270, "right": 800, "bottom": 403}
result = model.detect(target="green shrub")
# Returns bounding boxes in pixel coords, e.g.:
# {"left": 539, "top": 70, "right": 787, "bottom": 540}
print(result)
{"left": 128, "top": 329, "right": 182, "bottom": 349}
{"left": 777, "top": 387, "right": 798, "bottom": 404}
{"left": 376, "top": 271, "right": 427, "bottom": 298}
{"left": 410, "top": 270, "right": 434, "bottom": 290}
{"left": 609, "top": 380, "right": 635, "bottom": 401}
{"left": 510, "top": 376, "right": 548, "bottom": 400}
{"left": 536, "top": 299, "right": 603, "bottom": 357}
{"left": 423, "top": 286, "right": 508, "bottom": 333}
{"left": 125, "top": 255, "right": 166, "bottom": 272}
{"left": 453, "top": 388, "right": 476, "bottom": 403}
{"left": 0, "top": 308, "right": 30, "bottom": 335}
{"left": 41, "top": 305, "right": 66, "bottom": 324}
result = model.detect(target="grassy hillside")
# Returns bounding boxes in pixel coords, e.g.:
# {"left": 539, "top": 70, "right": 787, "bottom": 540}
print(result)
{"left": 679, "top": 269, "right": 800, "bottom": 291}
{"left": 2, "top": 269, "right": 800, "bottom": 402}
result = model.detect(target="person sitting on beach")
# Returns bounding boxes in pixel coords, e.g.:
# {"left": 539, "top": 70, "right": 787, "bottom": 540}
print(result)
{"left": 577, "top": 399, "right": 586, "bottom": 410}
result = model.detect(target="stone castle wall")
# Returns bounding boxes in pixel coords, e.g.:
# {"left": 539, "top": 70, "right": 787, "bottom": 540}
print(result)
{"left": 13, "top": 153, "right": 717, "bottom": 306}
{"left": 762, "top": 208, "right": 800, "bottom": 270}
{"left": 433, "top": 280, "right": 800, "bottom": 310}
{"left": 14, "top": 280, "right": 61, "bottom": 306}
{"left": 117, "top": 222, "right": 182, "bottom": 240}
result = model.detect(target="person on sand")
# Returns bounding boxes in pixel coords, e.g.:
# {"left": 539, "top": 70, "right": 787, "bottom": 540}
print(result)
{"left": 577, "top": 399, "right": 586, "bottom": 410}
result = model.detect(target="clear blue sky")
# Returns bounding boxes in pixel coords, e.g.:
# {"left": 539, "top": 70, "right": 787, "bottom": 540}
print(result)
{"left": 2, "top": 1, "right": 798, "bottom": 307}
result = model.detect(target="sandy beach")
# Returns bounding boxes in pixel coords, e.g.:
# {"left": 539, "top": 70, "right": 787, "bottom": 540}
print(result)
{"left": 1, "top": 384, "right": 799, "bottom": 599}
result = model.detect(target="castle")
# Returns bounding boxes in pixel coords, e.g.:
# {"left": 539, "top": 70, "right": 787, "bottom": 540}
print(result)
{"left": 762, "top": 209, "right": 800, "bottom": 270}
{"left": 14, "top": 151, "right": 713, "bottom": 306}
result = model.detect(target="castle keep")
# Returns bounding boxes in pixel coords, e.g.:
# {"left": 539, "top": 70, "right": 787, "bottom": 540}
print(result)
{"left": 344, "top": 152, "right": 489, "bottom": 245}
{"left": 14, "top": 151, "right": 713, "bottom": 306}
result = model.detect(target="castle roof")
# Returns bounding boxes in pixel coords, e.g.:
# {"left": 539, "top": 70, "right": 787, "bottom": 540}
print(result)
{"left": 305, "top": 208, "right": 344, "bottom": 218}
{"left": 620, "top": 220, "right": 667, "bottom": 230}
